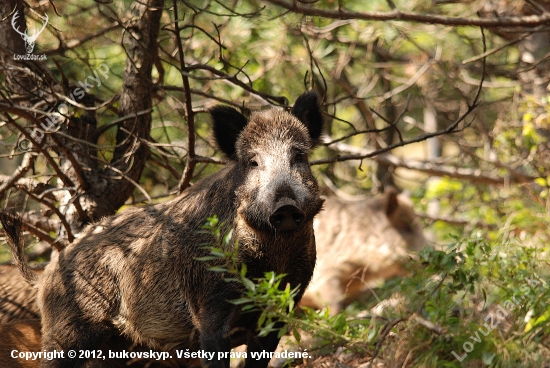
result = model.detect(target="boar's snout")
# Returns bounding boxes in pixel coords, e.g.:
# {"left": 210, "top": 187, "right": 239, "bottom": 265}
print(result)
{"left": 269, "top": 198, "right": 305, "bottom": 231}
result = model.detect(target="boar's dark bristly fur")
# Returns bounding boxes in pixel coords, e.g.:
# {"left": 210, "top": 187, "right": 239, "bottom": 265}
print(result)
{"left": 6, "top": 91, "right": 324, "bottom": 368}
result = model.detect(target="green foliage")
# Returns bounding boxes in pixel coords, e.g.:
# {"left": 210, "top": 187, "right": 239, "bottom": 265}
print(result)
{"left": 362, "top": 231, "right": 550, "bottom": 367}
{"left": 198, "top": 215, "right": 550, "bottom": 367}
{"left": 198, "top": 216, "right": 377, "bottom": 354}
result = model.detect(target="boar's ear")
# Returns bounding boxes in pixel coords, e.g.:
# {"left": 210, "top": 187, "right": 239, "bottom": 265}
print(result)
{"left": 210, "top": 106, "right": 248, "bottom": 158}
{"left": 383, "top": 187, "right": 399, "bottom": 217}
{"left": 291, "top": 91, "right": 324, "bottom": 143}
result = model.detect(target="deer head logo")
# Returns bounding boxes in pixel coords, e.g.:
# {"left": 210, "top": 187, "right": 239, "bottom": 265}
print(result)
{"left": 11, "top": 10, "right": 49, "bottom": 54}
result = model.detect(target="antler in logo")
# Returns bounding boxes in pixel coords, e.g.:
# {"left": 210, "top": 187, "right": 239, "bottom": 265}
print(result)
{"left": 11, "top": 10, "right": 49, "bottom": 54}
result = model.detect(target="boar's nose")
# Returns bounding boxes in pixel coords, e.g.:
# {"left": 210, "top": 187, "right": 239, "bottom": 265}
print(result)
{"left": 269, "top": 198, "right": 306, "bottom": 231}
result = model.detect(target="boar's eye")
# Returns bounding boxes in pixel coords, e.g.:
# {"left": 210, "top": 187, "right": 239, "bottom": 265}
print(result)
{"left": 249, "top": 159, "right": 259, "bottom": 167}
{"left": 293, "top": 151, "right": 307, "bottom": 164}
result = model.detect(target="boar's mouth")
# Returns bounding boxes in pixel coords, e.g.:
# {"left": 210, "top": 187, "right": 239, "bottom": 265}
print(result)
{"left": 269, "top": 198, "right": 306, "bottom": 231}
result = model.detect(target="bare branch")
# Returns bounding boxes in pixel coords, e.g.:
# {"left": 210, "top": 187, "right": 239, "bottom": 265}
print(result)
{"left": 49, "top": 134, "right": 88, "bottom": 192}
{"left": 16, "top": 186, "right": 74, "bottom": 244}
{"left": 21, "top": 219, "right": 65, "bottom": 251}
{"left": 321, "top": 137, "right": 538, "bottom": 185}
{"left": 412, "top": 313, "right": 444, "bottom": 335}
{"left": 265, "top": 0, "right": 550, "bottom": 29}
{"left": 375, "top": 153, "right": 537, "bottom": 185}
{"left": 375, "top": 56, "right": 438, "bottom": 103}
{"left": 0, "top": 152, "right": 36, "bottom": 198}
{"left": 417, "top": 213, "right": 498, "bottom": 230}
{"left": 311, "top": 111, "right": 471, "bottom": 165}
{"left": 174, "top": 0, "right": 197, "bottom": 193}
{"left": 108, "top": 166, "right": 153, "bottom": 205}
{"left": 185, "top": 64, "right": 288, "bottom": 105}
{"left": 369, "top": 317, "right": 405, "bottom": 364}
{"left": 462, "top": 28, "right": 541, "bottom": 64}
{"left": 23, "top": 211, "right": 58, "bottom": 234}
{"left": 0, "top": 175, "right": 54, "bottom": 198}
{"left": 44, "top": 23, "right": 121, "bottom": 56}
{"left": 195, "top": 155, "right": 226, "bottom": 165}
{"left": 4, "top": 114, "right": 76, "bottom": 189}
{"left": 312, "top": 28, "right": 487, "bottom": 166}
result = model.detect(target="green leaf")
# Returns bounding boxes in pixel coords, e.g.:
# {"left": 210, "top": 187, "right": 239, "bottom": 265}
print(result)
{"left": 367, "top": 325, "right": 378, "bottom": 342}
{"left": 482, "top": 352, "right": 495, "bottom": 365}
{"left": 231, "top": 297, "right": 253, "bottom": 305}
{"left": 292, "top": 328, "right": 301, "bottom": 344}
{"left": 258, "top": 311, "right": 267, "bottom": 328}
{"left": 278, "top": 324, "right": 288, "bottom": 338}
{"left": 195, "top": 256, "right": 219, "bottom": 261}
{"left": 242, "top": 277, "right": 256, "bottom": 291}
{"left": 223, "top": 228, "right": 234, "bottom": 245}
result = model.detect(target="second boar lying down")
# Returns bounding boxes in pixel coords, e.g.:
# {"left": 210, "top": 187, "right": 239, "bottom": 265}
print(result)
{"left": 3, "top": 91, "right": 325, "bottom": 368}
{"left": 302, "top": 189, "right": 427, "bottom": 314}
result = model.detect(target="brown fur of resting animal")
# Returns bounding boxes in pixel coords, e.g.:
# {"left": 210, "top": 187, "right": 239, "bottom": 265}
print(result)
{"left": 0, "top": 265, "right": 41, "bottom": 324}
{"left": 301, "top": 188, "right": 427, "bottom": 315}
{"left": 2, "top": 91, "right": 325, "bottom": 368}
{"left": 0, "top": 319, "right": 41, "bottom": 368}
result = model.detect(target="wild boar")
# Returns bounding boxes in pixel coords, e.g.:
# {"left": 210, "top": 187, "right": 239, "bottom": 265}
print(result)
{"left": 0, "top": 265, "right": 41, "bottom": 323}
{"left": 2, "top": 91, "right": 324, "bottom": 368}
{"left": 302, "top": 188, "right": 426, "bottom": 314}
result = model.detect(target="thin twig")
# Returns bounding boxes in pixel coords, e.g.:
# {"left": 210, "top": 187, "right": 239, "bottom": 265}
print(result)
{"left": 4, "top": 114, "right": 75, "bottom": 189}
{"left": 20, "top": 218, "right": 65, "bottom": 251}
{"left": 462, "top": 28, "right": 539, "bottom": 65}
{"left": 368, "top": 317, "right": 405, "bottom": 366}
{"left": 323, "top": 127, "right": 393, "bottom": 146}
{"left": 0, "top": 152, "right": 37, "bottom": 198}
{"left": 412, "top": 313, "right": 444, "bottom": 334}
{"left": 108, "top": 166, "right": 153, "bottom": 204}
{"left": 185, "top": 64, "right": 288, "bottom": 105}
{"left": 174, "top": 0, "right": 197, "bottom": 193}
{"left": 44, "top": 23, "right": 121, "bottom": 56}
{"left": 16, "top": 186, "right": 74, "bottom": 243}
{"left": 49, "top": 134, "right": 89, "bottom": 194}
{"left": 313, "top": 29, "right": 486, "bottom": 166}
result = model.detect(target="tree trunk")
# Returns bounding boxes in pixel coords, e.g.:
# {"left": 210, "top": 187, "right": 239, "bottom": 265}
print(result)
{"left": 0, "top": 0, "right": 164, "bottom": 242}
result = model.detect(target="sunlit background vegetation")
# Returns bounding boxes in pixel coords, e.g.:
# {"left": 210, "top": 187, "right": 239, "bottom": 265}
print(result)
{"left": 1, "top": 0, "right": 549, "bottom": 366}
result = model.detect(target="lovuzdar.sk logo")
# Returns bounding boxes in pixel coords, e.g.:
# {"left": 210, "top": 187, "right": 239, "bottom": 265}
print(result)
{"left": 11, "top": 10, "right": 48, "bottom": 61}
